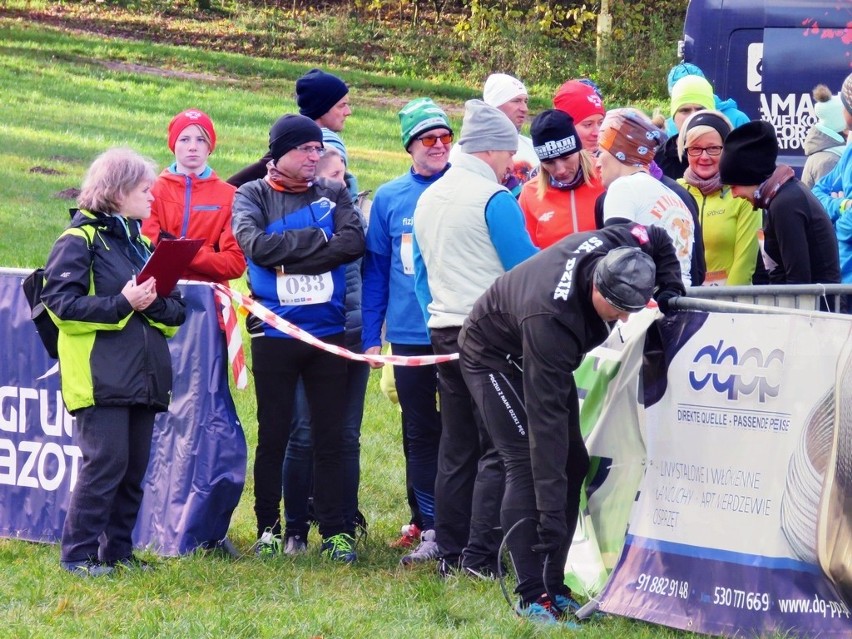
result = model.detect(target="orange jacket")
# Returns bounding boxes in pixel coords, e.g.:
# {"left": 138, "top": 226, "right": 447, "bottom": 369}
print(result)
{"left": 519, "top": 177, "right": 604, "bottom": 249}
{"left": 143, "top": 168, "right": 245, "bottom": 284}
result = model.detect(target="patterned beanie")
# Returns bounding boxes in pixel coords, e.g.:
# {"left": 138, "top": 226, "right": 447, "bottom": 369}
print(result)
{"left": 531, "top": 109, "right": 581, "bottom": 160}
{"left": 553, "top": 80, "right": 606, "bottom": 124}
{"left": 599, "top": 108, "right": 666, "bottom": 168}
{"left": 841, "top": 71, "right": 852, "bottom": 116}
{"left": 398, "top": 97, "right": 452, "bottom": 149}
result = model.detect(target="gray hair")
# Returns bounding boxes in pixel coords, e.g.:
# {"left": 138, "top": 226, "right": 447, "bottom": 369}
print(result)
{"left": 78, "top": 147, "right": 157, "bottom": 213}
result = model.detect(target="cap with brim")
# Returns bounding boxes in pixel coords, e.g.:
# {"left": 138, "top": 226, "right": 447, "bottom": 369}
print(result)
{"left": 593, "top": 247, "right": 656, "bottom": 312}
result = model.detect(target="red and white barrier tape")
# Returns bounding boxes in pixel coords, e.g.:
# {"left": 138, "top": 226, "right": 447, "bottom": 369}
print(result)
{"left": 214, "top": 288, "right": 248, "bottom": 389}
{"left": 212, "top": 283, "right": 459, "bottom": 366}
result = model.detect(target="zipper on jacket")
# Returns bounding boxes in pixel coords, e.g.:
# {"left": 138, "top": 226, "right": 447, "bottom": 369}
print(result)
{"left": 181, "top": 174, "right": 192, "bottom": 237}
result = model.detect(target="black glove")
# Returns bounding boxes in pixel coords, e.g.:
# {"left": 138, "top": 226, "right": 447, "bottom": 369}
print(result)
{"left": 531, "top": 510, "right": 569, "bottom": 555}
{"left": 656, "top": 290, "right": 680, "bottom": 316}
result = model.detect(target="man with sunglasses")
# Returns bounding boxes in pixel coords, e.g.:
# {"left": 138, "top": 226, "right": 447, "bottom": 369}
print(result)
{"left": 412, "top": 99, "right": 539, "bottom": 578}
{"left": 362, "top": 97, "right": 455, "bottom": 565}
{"left": 232, "top": 114, "right": 365, "bottom": 562}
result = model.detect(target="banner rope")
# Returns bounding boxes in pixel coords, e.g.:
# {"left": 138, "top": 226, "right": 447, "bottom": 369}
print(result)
{"left": 211, "top": 283, "right": 459, "bottom": 366}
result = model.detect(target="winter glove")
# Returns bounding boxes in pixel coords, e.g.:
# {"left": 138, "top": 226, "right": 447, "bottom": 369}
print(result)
{"left": 656, "top": 290, "right": 680, "bottom": 316}
{"left": 531, "top": 510, "right": 569, "bottom": 555}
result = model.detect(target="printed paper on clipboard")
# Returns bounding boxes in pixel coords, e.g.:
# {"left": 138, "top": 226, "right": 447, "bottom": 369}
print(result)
{"left": 137, "top": 238, "right": 204, "bottom": 296}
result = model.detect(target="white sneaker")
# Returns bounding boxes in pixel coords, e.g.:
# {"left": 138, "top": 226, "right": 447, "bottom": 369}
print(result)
{"left": 400, "top": 529, "right": 439, "bottom": 565}
{"left": 284, "top": 534, "right": 308, "bottom": 555}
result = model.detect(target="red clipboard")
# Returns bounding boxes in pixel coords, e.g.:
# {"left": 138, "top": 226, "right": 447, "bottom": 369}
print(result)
{"left": 137, "top": 238, "right": 204, "bottom": 296}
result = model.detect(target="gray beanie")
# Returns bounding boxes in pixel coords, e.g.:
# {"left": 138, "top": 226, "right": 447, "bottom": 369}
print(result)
{"left": 458, "top": 99, "right": 518, "bottom": 153}
{"left": 593, "top": 247, "right": 656, "bottom": 312}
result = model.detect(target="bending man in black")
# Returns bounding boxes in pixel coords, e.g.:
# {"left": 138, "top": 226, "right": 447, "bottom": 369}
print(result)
{"left": 458, "top": 222, "right": 684, "bottom": 624}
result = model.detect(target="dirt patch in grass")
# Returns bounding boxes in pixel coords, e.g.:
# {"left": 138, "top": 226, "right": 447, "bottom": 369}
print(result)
{"left": 29, "top": 166, "right": 62, "bottom": 175}
{"left": 54, "top": 187, "right": 80, "bottom": 200}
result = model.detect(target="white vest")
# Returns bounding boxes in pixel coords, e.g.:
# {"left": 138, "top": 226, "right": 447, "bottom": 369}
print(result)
{"left": 413, "top": 153, "right": 508, "bottom": 328}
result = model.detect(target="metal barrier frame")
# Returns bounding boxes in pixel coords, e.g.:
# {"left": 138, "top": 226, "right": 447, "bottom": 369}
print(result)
{"left": 679, "top": 284, "right": 852, "bottom": 314}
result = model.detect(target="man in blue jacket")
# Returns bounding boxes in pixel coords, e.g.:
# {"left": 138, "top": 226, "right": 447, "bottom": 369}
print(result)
{"left": 361, "top": 97, "right": 454, "bottom": 564}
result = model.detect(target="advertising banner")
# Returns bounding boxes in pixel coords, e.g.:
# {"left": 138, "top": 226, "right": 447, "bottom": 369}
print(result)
{"left": 597, "top": 311, "right": 852, "bottom": 636}
{"left": 0, "top": 271, "right": 246, "bottom": 555}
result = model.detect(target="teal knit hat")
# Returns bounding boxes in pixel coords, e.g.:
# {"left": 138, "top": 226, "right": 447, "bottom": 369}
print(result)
{"left": 398, "top": 98, "right": 452, "bottom": 149}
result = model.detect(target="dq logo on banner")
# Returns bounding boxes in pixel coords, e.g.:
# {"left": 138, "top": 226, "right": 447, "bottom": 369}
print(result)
{"left": 688, "top": 340, "right": 784, "bottom": 402}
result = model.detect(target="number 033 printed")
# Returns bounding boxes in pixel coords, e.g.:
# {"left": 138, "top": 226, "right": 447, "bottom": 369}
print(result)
{"left": 276, "top": 269, "right": 334, "bottom": 306}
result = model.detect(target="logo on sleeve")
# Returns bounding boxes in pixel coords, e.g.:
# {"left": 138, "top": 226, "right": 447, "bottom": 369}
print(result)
{"left": 630, "top": 224, "right": 649, "bottom": 244}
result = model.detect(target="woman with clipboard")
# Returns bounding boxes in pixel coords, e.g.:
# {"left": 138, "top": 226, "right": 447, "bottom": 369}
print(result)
{"left": 41, "top": 148, "right": 186, "bottom": 576}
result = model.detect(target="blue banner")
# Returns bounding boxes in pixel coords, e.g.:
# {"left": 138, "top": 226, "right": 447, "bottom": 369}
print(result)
{"left": 0, "top": 271, "right": 246, "bottom": 555}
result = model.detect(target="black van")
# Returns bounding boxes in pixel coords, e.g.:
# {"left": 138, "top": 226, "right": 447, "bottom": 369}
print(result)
{"left": 680, "top": 0, "right": 851, "bottom": 171}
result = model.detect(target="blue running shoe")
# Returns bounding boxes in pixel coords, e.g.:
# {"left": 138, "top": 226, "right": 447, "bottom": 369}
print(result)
{"left": 321, "top": 533, "right": 357, "bottom": 563}
{"left": 515, "top": 593, "right": 581, "bottom": 628}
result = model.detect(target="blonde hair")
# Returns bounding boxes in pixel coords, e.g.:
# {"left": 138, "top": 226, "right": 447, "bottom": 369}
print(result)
{"left": 181, "top": 123, "right": 213, "bottom": 148}
{"left": 78, "top": 147, "right": 157, "bottom": 213}
{"left": 536, "top": 149, "right": 596, "bottom": 200}
{"left": 677, "top": 109, "right": 733, "bottom": 161}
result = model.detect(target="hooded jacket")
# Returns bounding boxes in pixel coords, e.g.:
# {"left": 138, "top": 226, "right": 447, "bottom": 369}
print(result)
{"left": 42, "top": 210, "right": 186, "bottom": 413}
{"left": 802, "top": 127, "right": 846, "bottom": 188}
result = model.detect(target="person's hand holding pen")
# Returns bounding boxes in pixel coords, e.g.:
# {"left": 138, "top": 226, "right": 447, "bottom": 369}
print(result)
{"left": 122, "top": 275, "right": 158, "bottom": 312}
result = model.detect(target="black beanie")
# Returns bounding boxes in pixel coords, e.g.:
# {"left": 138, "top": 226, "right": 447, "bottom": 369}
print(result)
{"left": 719, "top": 120, "right": 779, "bottom": 186}
{"left": 593, "top": 247, "right": 656, "bottom": 312}
{"left": 296, "top": 69, "right": 349, "bottom": 121}
{"left": 531, "top": 109, "right": 582, "bottom": 160}
{"left": 268, "top": 114, "right": 323, "bottom": 163}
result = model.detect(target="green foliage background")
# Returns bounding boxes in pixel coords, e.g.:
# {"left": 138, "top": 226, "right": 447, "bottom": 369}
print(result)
{"left": 4, "top": 0, "right": 689, "bottom": 102}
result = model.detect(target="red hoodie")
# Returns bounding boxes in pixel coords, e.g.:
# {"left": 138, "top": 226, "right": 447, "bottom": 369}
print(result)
{"left": 143, "top": 168, "right": 245, "bottom": 284}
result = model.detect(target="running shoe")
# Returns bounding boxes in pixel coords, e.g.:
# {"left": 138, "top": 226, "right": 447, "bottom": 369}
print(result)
{"left": 284, "top": 534, "right": 308, "bottom": 556}
{"left": 400, "top": 529, "right": 439, "bottom": 565}
{"left": 390, "top": 523, "right": 421, "bottom": 549}
{"left": 254, "top": 530, "right": 283, "bottom": 558}
{"left": 321, "top": 533, "right": 357, "bottom": 563}
{"left": 515, "top": 593, "right": 581, "bottom": 628}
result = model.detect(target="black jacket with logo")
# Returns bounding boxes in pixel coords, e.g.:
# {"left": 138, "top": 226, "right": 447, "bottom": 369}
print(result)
{"left": 42, "top": 210, "right": 186, "bottom": 412}
{"left": 459, "top": 223, "right": 684, "bottom": 511}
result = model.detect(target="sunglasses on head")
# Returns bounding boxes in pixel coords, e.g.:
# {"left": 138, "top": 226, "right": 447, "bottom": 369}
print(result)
{"left": 417, "top": 133, "right": 454, "bottom": 147}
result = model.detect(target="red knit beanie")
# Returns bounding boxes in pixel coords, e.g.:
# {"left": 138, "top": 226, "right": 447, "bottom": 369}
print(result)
{"left": 168, "top": 109, "right": 217, "bottom": 153}
{"left": 553, "top": 80, "right": 606, "bottom": 124}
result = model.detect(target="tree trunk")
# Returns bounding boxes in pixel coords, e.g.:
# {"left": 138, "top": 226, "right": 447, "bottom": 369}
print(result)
{"left": 596, "top": 0, "right": 612, "bottom": 70}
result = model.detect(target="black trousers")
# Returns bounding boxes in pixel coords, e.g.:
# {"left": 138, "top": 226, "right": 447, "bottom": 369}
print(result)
{"left": 61, "top": 404, "right": 157, "bottom": 563}
{"left": 252, "top": 334, "right": 349, "bottom": 539}
{"left": 431, "top": 327, "right": 503, "bottom": 569}
{"left": 461, "top": 354, "right": 589, "bottom": 602}
{"left": 391, "top": 343, "right": 441, "bottom": 531}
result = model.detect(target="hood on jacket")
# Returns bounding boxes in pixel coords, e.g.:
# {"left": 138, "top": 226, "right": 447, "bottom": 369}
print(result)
{"left": 803, "top": 126, "right": 847, "bottom": 156}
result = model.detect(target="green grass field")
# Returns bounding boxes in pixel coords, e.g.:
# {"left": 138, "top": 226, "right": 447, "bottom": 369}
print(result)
{"left": 0, "top": 18, "right": 704, "bottom": 639}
